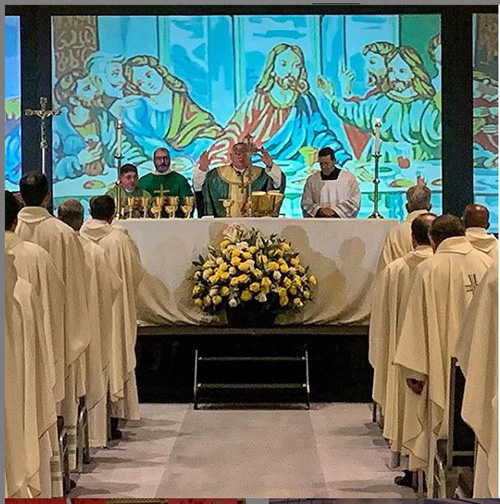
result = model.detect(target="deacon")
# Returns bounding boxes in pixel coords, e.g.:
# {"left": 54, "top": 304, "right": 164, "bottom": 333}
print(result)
{"left": 5, "top": 249, "right": 60, "bottom": 498}
{"left": 138, "top": 147, "right": 193, "bottom": 217}
{"left": 301, "top": 147, "right": 360, "bottom": 218}
{"left": 80, "top": 195, "right": 145, "bottom": 430}
{"left": 393, "top": 215, "right": 492, "bottom": 492}
{"left": 106, "top": 163, "right": 152, "bottom": 218}
{"left": 58, "top": 199, "right": 122, "bottom": 448}
{"left": 16, "top": 173, "right": 91, "bottom": 472}
{"left": 194, "top": 142, "right": 285, "bottom": 217}
{"left": 369, "top": 213, "right": 436, "bottom": 481}
{"left": 6, "top": 191, "right": 64, "bottom": 495}
{"left": 456, "top": 260, "right": 498, "bottom": 497}
{"left": 376, "top": 181, "right": 432, "bottom": 272}
{"left": 463, "top": 203, "right": 498, "bottom": 259}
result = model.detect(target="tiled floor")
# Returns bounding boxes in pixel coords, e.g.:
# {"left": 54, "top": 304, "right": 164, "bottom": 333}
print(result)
{"left": 70, "top": 403, "right": 416, "bottom": 498}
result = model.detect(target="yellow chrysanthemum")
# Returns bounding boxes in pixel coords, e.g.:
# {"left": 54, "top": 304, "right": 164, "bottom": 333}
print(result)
{"left": 293, "top": 276, "right": 302, "bottom": 287}
{"left": 238, "top": 274, "right": 250, "bottom": 284}
{"left": 220, "top": 272, "right": 230, "bottom": 281}
{"left": 231, "top": 256, "right": 241, "bottom": 266}
{"left": 281, "top": 242, "right": 291, "bottom": 251}
{"left": 230, "top": 277, "right": 240, "bottom": 287}
{"left": 232, "top": 248, "right": 242, "bottom": 257}
{"left": 192, "top": 285, "right": 203, "bottom": 296}
{"left": 249, "top": 282, "right": 260, "bottom": 293}
{"left": 268, "top": 261, "right": 279, "bottom": 271}
{"left": 220, "top": 286, "right": 230, "bottom": 297}
{"left": 304, "top": 290, "right": 311, "bottom": 300}
{"left": 283, "top": 277, "right": 292, "bottom": 289}
{"left": 212, "top": 295, "right": 222, "bottom": 305}
{"left": 289, "top": 285, "right": 298, "bottom": 296}
{"left": 194, "top": 298, "right": 203, "bottom": 308}
{"left": 280, "top": 264, "right": 289, "bottom": 274}
{"left": 241, "top": 290, "right": 252, "bottom": 302}
{"left": 203, "top": 296, "right": 212, "bottom": 306}
{"left": 278, "top": 287, "right": 287, "bottom": 298}
{"left": 220, "top": 239, "right": 231, "bottom": 248}
{"left": 309, "top": 275, "right": 317, "bottom": 286}
{"left": 291, "top": 257, "right": 300, "bottom": 266}
{"left": 248, "top": 246, "right": 257, "bottom": 254}
{"left": 253, "top": 269, "right": 263, "bottom": 280}
{"left": 261, "top": 277, "right": 272, "bottom": 288}
{"left": 238, "top": 261, "right": 251, "bottom": 272}
{"left": 261, "top": 286, "right": 270, "bottom": 296}
{"left": 219, "top": 262, "right": 228, "bottom": 272}
{"left": 260, "top": 255, "right": 268, "bottom": 264}
{"left": 209, "top": 274, "right": 219, "bottom": 285}
{"left": 279, "top": 296, "right": 289, "bottom": 307}
{"left": 242, "top": 251, "right": 252, "bottom": 260}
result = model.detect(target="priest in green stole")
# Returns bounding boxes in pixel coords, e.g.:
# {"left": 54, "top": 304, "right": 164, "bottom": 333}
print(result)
{"left": 138, "top": 147, "right": 194, "bottom": 217}
{"left": 106, "top": 163, "right": 152, "bottom": 218}
{"left": 195, "top": 142, "right": 286, "bottom": 217}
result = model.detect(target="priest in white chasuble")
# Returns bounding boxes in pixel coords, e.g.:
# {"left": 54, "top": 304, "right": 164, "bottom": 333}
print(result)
{"left": 58, "top": 199, "right": 122, "bottom": 448}
{"left": 5, "top": 253, "right": 57, "bottom": 498}
{"left": 376, "top": 182, "right": 432, "bottom": 272}
{"left": 369, "top": 214, "right": 436, "bottom": 456}
{"left": 5, "top": 191, "right": 65, "bottom": 406}
{"left": 80, "top": 195, "right": 145, "bottom": 424}
{"left": 15, "top": 173, "right": 91, "bottom": 471}
{"left": 463, "top": 203, "right": 498, "bottom": 259}
{"left": 393, "top": 215, "right": 492, "bottom": 484}
{"left": 456, "top": 260, "right": 498, "bottom": 497}
{"left": 194, "top": 142, "right": 285, "bottom": 218}
{"left": 301, "top": 147, "right": 360, "bottom": 218}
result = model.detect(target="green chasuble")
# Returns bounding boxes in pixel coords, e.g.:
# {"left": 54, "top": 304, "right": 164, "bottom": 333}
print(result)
{"left": 138, "top": 171, "right": 194, "bottom": 218}
{"left": 202, "top": 165, "right": 286, "bottom": 218}
{"left": 106, "top": 186, "right": 152, "bottom": 218}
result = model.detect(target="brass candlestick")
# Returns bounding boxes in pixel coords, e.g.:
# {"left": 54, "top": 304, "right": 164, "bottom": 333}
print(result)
{"left": 141, "top": 196, "right": 151, "bottom": 219}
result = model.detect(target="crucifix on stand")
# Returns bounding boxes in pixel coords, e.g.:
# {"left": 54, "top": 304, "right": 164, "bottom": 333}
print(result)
{"left": 24, "top": 97, "right": 61, "bottom": 175}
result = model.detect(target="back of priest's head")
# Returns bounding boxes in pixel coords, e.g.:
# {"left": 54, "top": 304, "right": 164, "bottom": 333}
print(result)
{"left": 58, "top": 199, "right": 84, "bottom": 231}
{"left": 406, "top": 184, "right": 432, "bottom": 213}
{"left": 462, "top": 203, "right": 490, "bottom": 230}
{"left": 411, "top": 213, "right": 436, "bottom": 248}
{"left": 5, "top": 190, "right": 20, "bottom": 231}
{"left": 20, "top": 172, "right": 50, "bottom": 207}
{"left": 90, "top": 195, "right": 115, "bottom": 223}
{"left": 429, "top": 214, "right": 465, "bottom": 251}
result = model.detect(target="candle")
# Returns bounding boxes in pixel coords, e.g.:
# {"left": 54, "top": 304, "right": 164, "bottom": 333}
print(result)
{"left": 374, "top": 118, "right": 381, "bottom": 154}
{"left": 116, "top": 120, "right": 123, "bottom": 157}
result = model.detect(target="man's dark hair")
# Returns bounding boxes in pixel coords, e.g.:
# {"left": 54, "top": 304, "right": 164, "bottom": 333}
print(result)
{"left": 58, "top": 199, "right": 84, "bottom": 231}
{"left": 5, "top": 190, "right": 20, "bottom": 231}
{"left": 411, "top": 213, "right": 437, "bottom": 246}
{"left": 20, "top": 172, "right": 49, "bottom": 206}
{"left": 120, "top": 163, "right": 138, "bottom": 177}
{"left": 318, "top": 147, "right": 336, "bottom": 160}
{"left": 463, "top": 203, "right": 490, "bottom": 229}
{"left": 90, "top": 195, "right": 115, "bottom": 221}
{"left": 429, "top": 214, "right": 465, "bottom": 246}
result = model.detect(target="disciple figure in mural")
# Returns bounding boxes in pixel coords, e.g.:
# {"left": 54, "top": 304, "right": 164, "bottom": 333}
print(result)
{"left": 5, "top": 96, "right": 21, "bottom": 187}
{"left": 428, "top": 33, "right": 442, "bottom": 95}
{"left": 109, "top": 55, "right": 223, "bottom": 158}
{"left": 53, "top": 69, "right": 148, "bottom": 181}
{"left": 318, "top": 45, "right": 441, "bottom": 163}
{"left": 202, "top": 43, "right": 352, "bottom": 168}
{"left": 85, "top": 52, "right": 127, "bottom": 106}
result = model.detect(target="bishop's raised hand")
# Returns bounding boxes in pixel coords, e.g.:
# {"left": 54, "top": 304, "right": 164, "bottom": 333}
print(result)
{"left": 198, "top": 151, "right": 210, "bottom": 172}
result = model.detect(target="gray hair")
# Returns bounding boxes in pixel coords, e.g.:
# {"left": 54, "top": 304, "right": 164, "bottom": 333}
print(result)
{"left": 406, "top": 185, "right": 432, "bottom": 212}
{"left": 58, "top": 199, "right": 84, "bottom": 231}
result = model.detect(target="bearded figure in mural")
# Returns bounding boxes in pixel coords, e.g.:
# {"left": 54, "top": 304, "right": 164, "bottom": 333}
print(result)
{"left": 319, "top": 45, "right": 441, "bottom": 163}
{"left": 109, "top": 55, "right": 223, "bottom": 159}
{"left": 203, "top": 43, "right": 351, "bottom": 168}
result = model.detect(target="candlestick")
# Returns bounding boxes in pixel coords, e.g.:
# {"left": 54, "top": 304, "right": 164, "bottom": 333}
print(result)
{"left": 116, "top": 120, "right": 123, "bottom": 158}
{"left": 374, "top": 118, "right": 381, "bottom": 154}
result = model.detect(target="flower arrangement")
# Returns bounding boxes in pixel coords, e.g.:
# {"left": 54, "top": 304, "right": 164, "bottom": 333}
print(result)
{"left": 191, "top": 225, "right": 317, "bottom": 322}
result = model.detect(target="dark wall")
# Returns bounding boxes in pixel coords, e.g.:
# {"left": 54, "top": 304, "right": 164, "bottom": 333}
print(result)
{"left": 9, "top": 4, "right": 496, "bottom": 216}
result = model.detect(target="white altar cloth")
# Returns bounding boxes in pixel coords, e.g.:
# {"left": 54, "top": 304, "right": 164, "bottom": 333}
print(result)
{"left": 120, "top": 218, "right": 398, "bottom": 326}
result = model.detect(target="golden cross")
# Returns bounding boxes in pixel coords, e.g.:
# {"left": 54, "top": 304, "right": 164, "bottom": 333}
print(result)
{"left": 153, "top": 185, "right": 169, "bottom": 199}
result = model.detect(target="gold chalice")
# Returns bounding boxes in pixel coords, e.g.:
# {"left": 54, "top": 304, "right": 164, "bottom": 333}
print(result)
{"left": 219, "top": 198, "right": 234, "bottom": 218}
{"left": 300, "top": 146, "right": 319, "bottom": 174}
{"left": 181, "top": 196, "right": 195, "bottom": 219}
{"left": 166, "top": 196, "right": 179, "bottom": 219}
{"left": 141, "top": 196, "right": 151, "bottom": 218}
{"left": 152, "top": 196, "right": 164, "bottom": 219}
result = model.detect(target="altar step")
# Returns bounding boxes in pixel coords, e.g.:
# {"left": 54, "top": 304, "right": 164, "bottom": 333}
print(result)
{"left": 194, "top": 347, "right": 310, "bottom": 409}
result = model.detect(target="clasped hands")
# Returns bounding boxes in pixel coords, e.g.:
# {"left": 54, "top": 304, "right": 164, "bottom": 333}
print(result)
{"left": 317, "top": 207, "right": 340, "bottom": 218}
{"left": 406, "top": 378, "right": 425, "bottom": 395}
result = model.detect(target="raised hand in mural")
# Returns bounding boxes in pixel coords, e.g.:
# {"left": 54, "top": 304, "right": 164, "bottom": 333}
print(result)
{"left": 317, "top": 74, "right": 335, "bottom": 101}
{"left": 198, "top": 150, "right": 210, "bottom": 172}
{"left": 338, "top": 62, "right": 356, "bottom": 98}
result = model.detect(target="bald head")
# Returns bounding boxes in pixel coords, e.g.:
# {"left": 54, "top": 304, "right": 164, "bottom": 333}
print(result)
{"left": 406, "top": 185, "right": 432, "bottom": 213}
{"left": 58, "top": 199, "right": 84, "bottom": 231}
{"left": 463, "top": 204, "right": 490, "bottom": 230}
{"left": 411, "top": 213, "right": 437, "bottom": 247}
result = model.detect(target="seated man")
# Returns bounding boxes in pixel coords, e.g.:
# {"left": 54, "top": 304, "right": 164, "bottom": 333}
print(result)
{"left": 106, "top": 163, "right": 152, "bottom": 218}
{"left": 301, "top": 146, "right": 361, "bottom": 218}
{"left": 195, "top": 142, "right": 285, "bottom": 218}
{"left": 138, "top": 147, "right": 193, "bottom": 217}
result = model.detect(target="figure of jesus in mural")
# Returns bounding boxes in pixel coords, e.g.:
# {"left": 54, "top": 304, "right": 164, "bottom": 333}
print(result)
{"left": 200, "top": 43, "right": 352, "bottom": 168}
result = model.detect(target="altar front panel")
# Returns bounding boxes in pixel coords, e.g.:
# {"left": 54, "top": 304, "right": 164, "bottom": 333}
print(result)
{"left": 121, "top": 218, "right": 398, "bottom": 326}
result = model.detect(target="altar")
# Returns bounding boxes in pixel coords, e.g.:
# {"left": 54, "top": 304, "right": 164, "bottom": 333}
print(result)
{"left": 122, "top": 218, "right": 398, "bottom": 326}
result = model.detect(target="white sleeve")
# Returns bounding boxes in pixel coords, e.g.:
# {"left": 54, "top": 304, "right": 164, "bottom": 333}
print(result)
{"left": 331, "top": 175, "right": 361, "bottom": 218}
{"left": 193, "top": 166, "right": 208, "bottom": 192}
{"left": 266, "top": 162, "right": 282, "bottom": 189}
{"left": 301, "top": 176, "right": 321, "bottom": 218}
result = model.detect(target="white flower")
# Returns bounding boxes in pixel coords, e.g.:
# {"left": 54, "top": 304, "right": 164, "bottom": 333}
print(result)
{"left": 236, "top": 241, "right": 249, "bottom": 251}
{"left": 229, "top": 298, "right": 238, "bottom": 308}
{"left": 194, "top": 271, "right": 202, "bottom": 280}
{"left": 273, "top": 271, "right": 282, "bottom": 281}
{"left": 289, "top": 267, "right": 297, "bottom": 275}
{"left": 216, "top": 257, "right": 224, "bottom": 265}
{"left": 209, "top": 288, "right": 218, "bottom": 297}
{"left": 255, "top": 292, "right": 267, "bottom": 303}
{"left": 229, "top": 267, "right": 237, "bottom": 275}
{"left": 202, "top": 270, "right": 212, "bottom": 280}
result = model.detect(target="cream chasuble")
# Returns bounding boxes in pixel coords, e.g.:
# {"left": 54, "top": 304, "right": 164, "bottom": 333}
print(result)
{"left": 376, "top": 209, "right": 429, "bottom": 272}
{"left": 80, "top": 219, "right": 144, "bottom": 421}
{"left": 466, "top": 227, "right": 498, "bottom": 260}
{"left": 301, "top": 170, "right": 361, "bottom": 218}
{"left": 79, "top": 235, "right": 122, "bottom": 447}
{"left": 456, "top": 261, "right": 498, "bottom": 497}
{"left": 394, "top": 237, "right": 492, "bottom": 475}
{"left": 369, "top": 245, "right": 433, "bottom": 453}
{"left": 5, "top": 231, "right": 65, "bottom": 404}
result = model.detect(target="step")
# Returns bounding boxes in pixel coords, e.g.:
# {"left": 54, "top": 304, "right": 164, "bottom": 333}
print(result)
{"left": 197, "top": 383, "right": 306, "bottom": 389}
{"left": 198, "top": 356, "right": 305, "bottom": 362}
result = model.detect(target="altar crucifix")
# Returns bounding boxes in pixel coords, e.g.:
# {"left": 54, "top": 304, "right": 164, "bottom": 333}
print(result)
{"left": 24, "top": 97, "right": 61, "bottom": 175}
